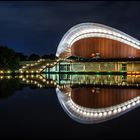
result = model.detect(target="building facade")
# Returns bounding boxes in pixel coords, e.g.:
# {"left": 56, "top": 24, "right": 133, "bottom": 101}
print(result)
{"left": 19, "top": 23, "right": 140, "bottom": 74}
{"left": 56, "top": 23, "right": 140, "bottom": 59}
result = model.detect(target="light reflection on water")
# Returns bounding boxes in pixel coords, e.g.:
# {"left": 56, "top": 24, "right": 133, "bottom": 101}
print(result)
{"left": 56, "top": 86, "right": 140, "bottom": 124}
{"left": 0, "top": 74, "right": 140, "bottom": 138}
{"left": 0, "top": 74, "right": 140, "bottom": 125}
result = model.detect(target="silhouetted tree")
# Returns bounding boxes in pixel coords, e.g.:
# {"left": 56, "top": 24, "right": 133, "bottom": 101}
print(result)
{"left": 41, "top": 54, "right": 50, "bottom": 59}
{"left": 0, "top": 46, "right": 20, "bottom": 70}
{"left": 28, "top": 53, "right": 40, "bottom": 61}
{"left": 16, "top": 52, "right": 29, "bottom": 61}
{"left": 42, "top": 54, "right": 57, "bottom": 60}
{"left": 49, "top": 54, "right": 56, "bottom": 59}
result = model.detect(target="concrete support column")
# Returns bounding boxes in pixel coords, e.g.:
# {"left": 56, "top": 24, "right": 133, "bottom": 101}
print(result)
{"left": 83, "top": 63, "right": 86, "bottom": 71}
{"left": 70, "top": 62, "right": 72, "bottom": 71}
{"left": 115, "top": 63, "right": 118, "bottom": 72}
{"left": 55, "top": 64, "right": 57, "bottom": 72}
{"left": 118, "top": 63, "right": 120, "bottom": 72}
{"left": 99, "top": 63, "right": 101, "bottom": 71}
{"left": 132, "top": 63, "right": 134, "bottom": 72}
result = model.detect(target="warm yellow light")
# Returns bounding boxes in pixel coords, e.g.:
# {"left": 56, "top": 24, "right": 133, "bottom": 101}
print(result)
{"left": 22, "top": 78, "right": 26, "bottom": 81}
{"left": 0, "top": 71, "right": 4, "bottom": 74}
{"left": 91, "top": 53, "right": 95, "bottom": 57}
{"left": 7, "top": 76, "right": 11, "bottom": 79}
{"left": 127, "top": 72, "right": 131, "bottom": 75}
{"left": 7, "top": 70, "right": 11, "bottom": 73}
{"left": 39, "top": 76, "right": 43, "bottom": 79}
{"left": 91, "top": 89, "right": 95, "bottom": 93}
{"left": 136, "top": 71, "right": 139, "bottom": 74}
{"left": 19, "top": 70, "right": 23, "bottom": 73}
{"left": 42, "top": 66, "right": 46, "bottom": 68}
{"left": 19, "top": 75, "right": 23, "bottom": 78}
{"left": 132, "top": 72, "right": 136, "bottom": 74}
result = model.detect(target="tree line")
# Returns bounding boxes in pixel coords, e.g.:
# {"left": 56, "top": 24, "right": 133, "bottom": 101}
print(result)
{"left": 0, "top": 46, "right": 57, "bottom": 70}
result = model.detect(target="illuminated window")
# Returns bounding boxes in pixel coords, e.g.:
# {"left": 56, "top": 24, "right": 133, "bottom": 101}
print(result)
{"left": 122, "top": 64, "right": 127, "bottom": 71}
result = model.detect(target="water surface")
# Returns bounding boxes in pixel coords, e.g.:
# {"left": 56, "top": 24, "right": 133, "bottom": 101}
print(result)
{"left": 0, "top": 74, "right": 140, "bottom": 138}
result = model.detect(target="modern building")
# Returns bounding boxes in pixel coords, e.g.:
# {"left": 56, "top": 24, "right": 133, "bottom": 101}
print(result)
{"left": 18, "top": 23, "right": 140, "bottom": 74}
{"left": 54, "top": 23, "right": 140, "bottom": 73}
{"left": 56, "top": 86, "right": 140, "bottom": 124}
{"left": 56, "top": 23, "right": 140, "bottom": 59}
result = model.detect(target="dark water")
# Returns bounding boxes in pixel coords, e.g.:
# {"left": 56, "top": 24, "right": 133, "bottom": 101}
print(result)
{"left": 0, "top": 75, "right": 140, "bottom": 139}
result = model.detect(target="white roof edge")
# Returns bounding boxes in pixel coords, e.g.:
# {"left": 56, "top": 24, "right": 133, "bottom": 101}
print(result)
{"left": 56, "top": 22, "right": 140, "bottom": 57}
{"left": 56, "top": 88, "right": 140, "bottom": 124}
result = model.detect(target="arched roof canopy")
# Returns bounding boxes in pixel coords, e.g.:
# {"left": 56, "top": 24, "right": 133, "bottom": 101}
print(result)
{"left": 56, "top": 23, "right": 140, "bottom": 58}
{"left": 56, "top": 87, "right": 140, "bottom": 124}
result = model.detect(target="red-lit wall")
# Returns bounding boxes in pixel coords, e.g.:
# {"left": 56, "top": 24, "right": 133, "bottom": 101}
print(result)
{"left": 71, "top": 37, "right": 140, "bottom": 58}
{"left": 71, "top": 87, "right": 140, "bottom": 108}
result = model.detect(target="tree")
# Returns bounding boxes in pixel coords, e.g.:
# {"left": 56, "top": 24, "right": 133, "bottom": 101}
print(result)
{"left": 41, "top": 54, "right": 50, "bottom": 59}
{"left": 28, "top": 53, "right": 40, "bottom": 61}
{"left": 41, "top": 54, "right": 57, "bottom": 60}
{"left": 0, "top": 46, "right": 20, "bottom": 70}
{"left": 16, "top": 52, "right": 28, "bottom": 61}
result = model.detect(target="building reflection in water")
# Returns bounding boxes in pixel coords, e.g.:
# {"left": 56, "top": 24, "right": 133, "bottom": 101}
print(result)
{"left": 53, "top": 74, "right": 140, "bottom": 124}
{"left": 0, "top": 74, "right": 140, "bottom": 124}
{"left": 56, "top": 86, "right": 140, "bottom": 124}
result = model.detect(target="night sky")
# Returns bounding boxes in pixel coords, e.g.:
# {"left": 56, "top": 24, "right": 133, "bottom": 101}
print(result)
{"left": 0, "top": 1, "right": 140, "bottom": 56}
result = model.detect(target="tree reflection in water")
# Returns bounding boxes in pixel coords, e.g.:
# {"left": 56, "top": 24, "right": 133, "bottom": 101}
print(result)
{"left": 0, "top": 74, "right": 140, "bottom": 124}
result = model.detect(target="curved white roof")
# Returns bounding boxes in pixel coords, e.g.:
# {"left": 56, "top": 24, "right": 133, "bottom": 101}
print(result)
{"left": 56, "top": 23, "right": 140, "bottom": 57}
{"left": 56, "top": 88, "right": 140, "bottom": 124}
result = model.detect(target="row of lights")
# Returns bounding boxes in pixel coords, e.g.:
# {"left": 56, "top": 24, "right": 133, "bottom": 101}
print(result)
{"left": 0, "top": 70, "right": 11, "bottom": 74}
{"left": 22, "top": 77, "right": 43, "bottom": 88}
{"left": 66, "top": 96, "right": 140, "bottom": 119}
{"left": 37, "top": 59, "right": 46, "bottom": 63}
{"left": 21, "top": 75, "right": 57, "bottom": 87}
{"left": 127, "top": 72, "right": 140, "bottom": 75}
{"left": 69, "top": 28, "right": 140, "bottom": 46}
{"left": 59, "top": 79, "right": 139, "bottom": 86}
{"left": 17, "top": 73, "right": 139, "bottom": 86}
{"left": 57, "top": 26, "right": 140, "bottom": 56}
{"left": 20, "top": 59, "right": 60, "bottom": 73}
{"left": 1, "top": 74, "right": 138, "bottom": 88}
{"left": 18, "top": 74, "right": 41, "bottom": 79}
{"left": 20, "top": 59, "right": 46, "bottom": 72}
{"left": 0, "top": 76, "right": 12, "bottom": 79}
{"left": 19, "top": 70, "right": 40, "bottom": 74}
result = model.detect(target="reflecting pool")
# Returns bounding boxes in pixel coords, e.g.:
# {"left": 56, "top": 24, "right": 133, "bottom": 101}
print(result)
{"left": 0, "top": 74, "right": 140, "bottom": 138}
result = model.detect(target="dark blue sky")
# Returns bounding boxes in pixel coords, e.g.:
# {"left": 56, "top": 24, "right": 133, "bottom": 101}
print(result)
{"left": 0, "top": 1, "right": 140, "bottom": 56}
